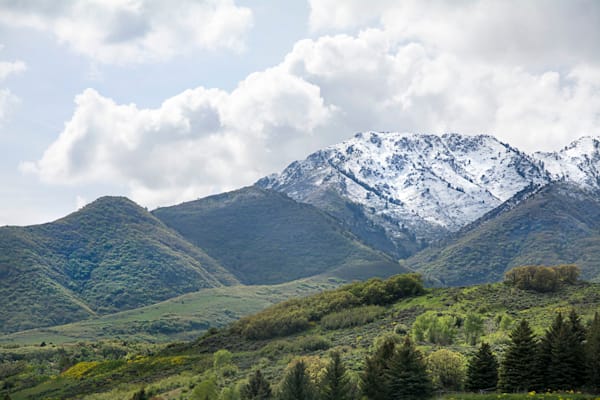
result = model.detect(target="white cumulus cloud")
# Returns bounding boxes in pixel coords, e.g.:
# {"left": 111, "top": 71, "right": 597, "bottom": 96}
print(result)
{"left": 21, "top": 1, "right": 600, "bottom": 208}
{"left": 0, "top": 0, "right": 253, "bottom": 64}
{"left": 21, "top": 66, "right": 335, "bottom": 208}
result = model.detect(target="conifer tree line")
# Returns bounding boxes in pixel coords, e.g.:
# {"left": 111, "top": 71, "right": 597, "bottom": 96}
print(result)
{"left": 235, "top": 310, "right": 600, "bottom": 400}
{"left": 497, "top": 310, "right": 600, "bottom": 394}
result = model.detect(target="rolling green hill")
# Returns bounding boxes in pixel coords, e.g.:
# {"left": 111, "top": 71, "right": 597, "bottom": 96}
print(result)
{"left": 4, "top": 274, "right": 600, "bottom": 400}
{"left": 0, "top": 277, "right": 339, "bottom": 345}
{"left": 153, "top": 186, "right": 405, "bottom": 284}
{"left": 0, "top": 197, "right": 237, "bottom": 334}
{"left": 405, "top": 183, "right": 600, "bottom": 286}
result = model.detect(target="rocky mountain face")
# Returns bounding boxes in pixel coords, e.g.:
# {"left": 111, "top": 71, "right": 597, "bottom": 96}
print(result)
{"left": 258, "top": 132, "right": 551, "bottom": 257}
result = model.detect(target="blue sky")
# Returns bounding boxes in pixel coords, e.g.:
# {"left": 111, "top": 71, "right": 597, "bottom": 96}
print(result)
{"left": 0, "top": 0, "right": 599, "bottom": 226}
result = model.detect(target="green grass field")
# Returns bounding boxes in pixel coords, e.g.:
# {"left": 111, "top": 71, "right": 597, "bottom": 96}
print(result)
{"left": 0, "top": 277, "right": 339, "bottom": 345}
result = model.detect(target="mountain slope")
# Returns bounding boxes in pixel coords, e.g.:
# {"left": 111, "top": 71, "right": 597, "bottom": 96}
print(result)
{"left": 258, "top": 131, "right": 549, "bottom": 258}
{"left": 406, "top": 183, "right": 600, "bottom": 286}
{"left": 0, "top": 227, "right": 96, "bottom": 332}
{"left": 536, "top": 136, "right": 600, "bottom": 188}
{"left": 153, "top": 186, "right": 406, "bottom": 284}
{"left": 0, "top": 197, "right": 237, "bottom": 334}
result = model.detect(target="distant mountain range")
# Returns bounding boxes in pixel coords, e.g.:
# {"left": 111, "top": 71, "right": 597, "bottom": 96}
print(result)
{"left": 3, "top": 131, "right": 600, "bottom": 335}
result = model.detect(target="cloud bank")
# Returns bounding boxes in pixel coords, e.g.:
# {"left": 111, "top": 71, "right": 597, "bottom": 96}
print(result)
{"left": 0, "top": 0, "right": 253, "bottom": 64}
{"left": 22, "top": 1, "right": 600, "bottom": 209}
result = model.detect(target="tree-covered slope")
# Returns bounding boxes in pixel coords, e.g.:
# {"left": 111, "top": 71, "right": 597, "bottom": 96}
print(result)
{"left": 0, "top": 227, "right": 96, "bottom": 333}
{"left": 153, "top": 186, "right": 405, "bottom": 285}
{"left": 406, "top": 183, "right": 600, "bottom": 286}
{"left": 0, "top": 197, "right": 237, "bottom": 334}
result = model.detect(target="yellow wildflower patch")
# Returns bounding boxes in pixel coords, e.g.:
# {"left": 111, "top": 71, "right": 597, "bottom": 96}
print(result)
{"left": 62, "top": 361, "right": 100, "bottom": 379}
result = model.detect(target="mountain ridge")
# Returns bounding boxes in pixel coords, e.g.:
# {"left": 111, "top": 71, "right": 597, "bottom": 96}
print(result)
{"left": 0, "top": 196, "right": 237, "bottom": 334}
{"left": 258, "top": 131, "right": 600, "bottom": 261}
{"left": 152, "top": 186, "right": 406, "bottom": 285}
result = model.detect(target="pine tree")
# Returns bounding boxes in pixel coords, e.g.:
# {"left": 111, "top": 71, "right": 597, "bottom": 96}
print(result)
{"left": 278, "top": 361, "right": 315, "bottom": 400}
{"left": 535, "top": 313, "right": 563, "bottom": 390}
{"left": 499, "top": 320, "right": 537, "bottom": 392}
{"left": 586, "top": 312, "right": 600, "bottom": 391}
{"left": 567, "top": 309, "right": 587, "bottom": 389}
{"left": 386, "top": 336, "right": 433, "bottom": 400}
{"left": 319, "top": 351, "right": 355, "bottom": 400}
{"left": 241, "top": 370, "right": 272, "bottom": 400}
{"left": 131, "top": 388, "right": 148, "bottom": 400}
{"left": 466, "top": 343, "right": 498, "bottom": 392}
{"left": 548, "top": 315, "right": 578, "bottom": 390}
{"left": 361, "top": 337, "right": 395, "bottom": 400}
{"left": 536, "top": 312, "right": 585, "bottom": 391}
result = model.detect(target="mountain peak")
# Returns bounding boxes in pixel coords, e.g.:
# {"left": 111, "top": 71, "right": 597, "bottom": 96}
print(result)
{"left": 534, "top": 135, "right": 600, "bottom": 189}
{"left": 258, "top": 131, "right": 549, "bottom": 257}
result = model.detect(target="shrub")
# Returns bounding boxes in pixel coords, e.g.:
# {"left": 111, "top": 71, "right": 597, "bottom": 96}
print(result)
{"left": 412, "top": 311, "right": 457, "bottom": 345}
{"left": 321, "top": 305, "right": 385, "bottom": 330}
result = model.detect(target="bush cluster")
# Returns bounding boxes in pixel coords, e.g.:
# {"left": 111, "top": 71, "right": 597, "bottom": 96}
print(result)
{"left": 504, "top": 265, "right": 579, "bottom": 292}
{"left": 233, "top": 274, "right": 424, "bottom": 340}
{"left": 321, "top": 305, "right": 385, "bottom": 330}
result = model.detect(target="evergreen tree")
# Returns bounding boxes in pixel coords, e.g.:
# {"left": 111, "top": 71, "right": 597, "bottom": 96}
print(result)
{"left": 534, "top": 313, "right": 563, "bottom": 390}
{"left": 568, "top": 309, "right": 587, "bottom": 343}
{"left": 131, "top": 388, "right": 148, "bottom": 400}
{"left": 319, "top": 351, "right": 355, "bottom": 400}
{"left": 361, "top": 337, "right": 395, "bottom": 400}
{"left": 567, "top": 309, "right": 587, "bottom": 389}
{"left": 386, "top": 336, "right": 433, "bottom": 400}
{"left": 499, "top": 320, "right": 537, "bottom": 392}
{"left": 241, "top": 370, "right": 272, "bottom": 400}
{"left": 466, "top": 343, "right": 498, "bottom": 392}
{"left": 548, "top": 314, "right": 578, "bottom": 390}
{"left": 278, "top": 361, "right": 315, "bottom": 400}
{"left": 536, "top": 312, "right": 585, "bottom": 391}
{"left": 4, "top": 395, "right": 13, "bottom": 400}
{"left": 586, "top": 312, "right": 600, "bottom": 392}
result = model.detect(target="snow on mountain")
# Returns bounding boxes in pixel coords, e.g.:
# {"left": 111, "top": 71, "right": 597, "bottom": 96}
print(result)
{"left": 258, "top": 132, "right": 550, "bottom": 248}
{"left": 535, "top": 136, "right": 600, "bottom": 189}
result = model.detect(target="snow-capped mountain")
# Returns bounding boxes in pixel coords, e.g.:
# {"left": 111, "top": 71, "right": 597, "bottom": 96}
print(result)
{"left": 257, "top": 132, "right": 550, "bottom": 256}
{"left": 535, "top": 136, "right": 600, "bottom": 189}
